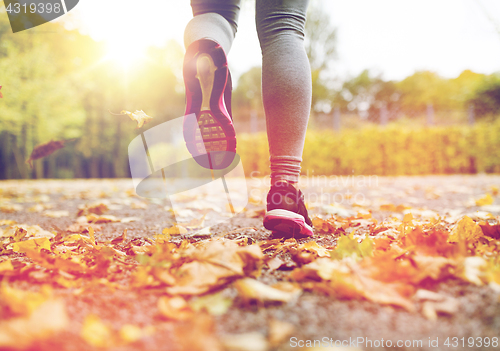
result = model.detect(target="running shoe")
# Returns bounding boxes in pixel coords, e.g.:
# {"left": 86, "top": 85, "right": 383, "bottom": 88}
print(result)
{"left": 183, "top": 39, "right": 236, "bottom": 170}
{"left": 263, "top": 180, "right": 314, "bottom": 237}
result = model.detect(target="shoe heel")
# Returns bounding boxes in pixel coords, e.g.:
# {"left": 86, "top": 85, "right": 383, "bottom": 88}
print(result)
{"left": 183, "top": 39, "right": 237, "bottom": 170}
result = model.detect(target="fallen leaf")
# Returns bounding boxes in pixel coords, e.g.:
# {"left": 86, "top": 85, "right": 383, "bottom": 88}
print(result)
{"left": 77, "top": 202, "right": 109, "bottom": 216}
{"left": 119, "top": 324, "right": 155, "bottom": 343}
{"left": 330, "top": 234, "right": 373, "bottom": 260}
{"left": 110, "top": 110, "right": 153, "bottom": 129}
{"left": 311, "top": 217, "right": 338, "bottom": 234}
{"left": 234, "top": 278, "right": 301, "bottom": 303}
{"left": 179, "top": 215, "right": 206, "bottom": 230}
{"left": 158, "top": 296, "right": 192, "bottom": 320}
{"left": 0, "top": 299, "right": 68, "bottom": 348}
{"left": 121, "top": 216, "right": 141, "bottom": 223}
{"left": 25, "top": 139, "right": 75, "bottom": 168}
{"left": 268, "top": 319, "right": 295, "bottom": 347}
{"left": 163, "top": 224, "right": 188, "bottom": 236}
{"left": 422, "top": 298, "right": 459, "bottom": 320}
{"left": 166, "top": 242, "right": 264, "bottom": 295}
{"left": 12, "top": 237, "right": 51, "bottom": 253}
{"left": 448, "top": 216, "right": 483, "bottom": 246}
{"left": 476, "top": 193, "right": 494, "bottom": 206}
{"left": 380, "top": 203, "right": 408, "bottom": 212}
{"left": 245, "top": 207, "right": 266, "bottom": 218}
{"left": 298, "top": 241, "right": 331, "bottom": 258}
{"left": 66, "top": 222, "right": 102, "bottom": 233}
{"left": 0, "top": 259, "right": 14, "bottom": 272}
{"left": 0, "top": 219, "right": 16, "bottom": 225}
{"left": 44, "top": 210, "right": 69, "bottom": 218}
{"left": 479, "top": 221, "right": 500, "bottom": 239}
{"left": 111, "top": 229, "right": 127, "bottom": 245}
{"left": 81, "top": 314, "right": 114, "bottom": 348}
{"left": 87, "top": 214, "right": 120, "bottom": 223}
{"left": 221, "top": 332, "right": 269, "bottom": 351}
{"left": 190, "top": 292, "right": 233, "bottom": 316}
{"left": 0, "top": 203, "right": 22, "bottom": 213}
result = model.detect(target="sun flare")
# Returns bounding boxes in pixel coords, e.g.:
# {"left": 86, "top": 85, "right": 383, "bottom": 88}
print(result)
{"left": 102, "top": 40, "right": 148, "bottom": 69}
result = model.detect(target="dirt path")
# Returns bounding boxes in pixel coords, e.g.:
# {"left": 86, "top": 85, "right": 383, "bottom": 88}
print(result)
{"left": 0, "top": 175, "right": 499, "bottom": 351}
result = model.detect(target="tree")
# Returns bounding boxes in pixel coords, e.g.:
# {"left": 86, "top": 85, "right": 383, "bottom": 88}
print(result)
{"left": 0, "top": 16, "right": 85, "bottom": 179}
{"left": 469, "top": 73, "right": 500, "bottom": 118}
{"left": 232, "top": 66, "right": 264, "bottom": 121}
{"left": 304, "top": 0, "right": 338, "bottom": 114}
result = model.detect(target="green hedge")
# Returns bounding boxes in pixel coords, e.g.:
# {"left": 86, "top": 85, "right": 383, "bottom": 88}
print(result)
{"left": 237, "top": 121, "right": 500, "bottom": 176}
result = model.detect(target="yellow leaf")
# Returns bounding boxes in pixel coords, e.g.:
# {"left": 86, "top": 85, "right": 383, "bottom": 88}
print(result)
{"left": 448, "top": 216, "right": 483, "bottom": 244}
{"left": 43, "top": 210, "right": 69, "bottom": 218}
{"left": 87, "top": 214, "right": 120, "bottom": 223}
{"left": 0, "top": 259, "right": 14, "bottom": 272}
{"left": 268, "top": 319, "right": 295, "bottom": 347}
{"left": 0, "top": 285, "right": 51, "bottom": 316}
{"left": 77, "top": 202, "right": 109, "bottom": 216}
{"left": 163, "top": 225, "right": 188, "bottom": 236}
{"left": 403, "top": 213, "right": 413, "bottom": 223}
{"left": 2, "top": 224, "right": 54, "bottom": 239}
{"left": 298, "top": 241, "right": 331, "bottom": 258}
{"left": 81, "top": 314, "right": 113, "bottom": 348}
{"left": 12, "top": 237, "right": 51, "bottom": 253}
{"left": 476, "top": 193, "right": 494, "bottom": 206}
{"left": 190, "top": 292, "right": 233, "bottom": 316}
{"left": 166, "top": 242, "right": 264, "bottom": 295}
{"left": 158, "top": 296, "right": 192, "bottom": 320}
{"left": 119, "top": 324, "right": 154, "bottom": 343}
{"left": 0, "top": 219, "right": 16, "bottom": 226}
{"left": 121, "top": 110, "right": 153, "bottom": 129}
{"left": 153, "top": 234, "right": 171, "bottom": 244}
{"left": 0, "top": 203, "right": 22, "bottom": 213}
{"left": 221, "top": 332, "right": 269, "bottom": 351}
{"left": 89, "top": 226, "right": 96, "bottom": 244}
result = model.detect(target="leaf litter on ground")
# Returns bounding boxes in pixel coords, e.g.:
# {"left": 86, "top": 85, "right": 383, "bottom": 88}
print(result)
{"left": 0, "top": 179, "right": 499, "bottom": 350}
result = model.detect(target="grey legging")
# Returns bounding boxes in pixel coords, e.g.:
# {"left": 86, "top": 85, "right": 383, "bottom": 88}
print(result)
{"left": 185, "top": 0, "right": 311, "bottom": 184}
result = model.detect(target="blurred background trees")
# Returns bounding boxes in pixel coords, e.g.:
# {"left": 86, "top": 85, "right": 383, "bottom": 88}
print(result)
{"left": 0, "top": 2, "right": 499, "bottom": 179}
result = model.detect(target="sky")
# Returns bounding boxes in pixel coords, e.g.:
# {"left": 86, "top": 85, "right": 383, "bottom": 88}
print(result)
{"left": 61, "top": 0, "right": 500, "bottom": 83}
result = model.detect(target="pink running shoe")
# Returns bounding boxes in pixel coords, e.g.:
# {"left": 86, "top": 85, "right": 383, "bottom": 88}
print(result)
{"left": 263, "top": 180, "right": 314, "bottom": 237}
{"left": 183, "top": 39, "right": 236, "bottom": 170}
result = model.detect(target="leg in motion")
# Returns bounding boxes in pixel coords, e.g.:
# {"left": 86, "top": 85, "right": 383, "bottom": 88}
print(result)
{"left": 256, "top": 0, "right": 314, "bottom": 237}
{"left": 183, "top": 0, "right": 241, "bottom": 169}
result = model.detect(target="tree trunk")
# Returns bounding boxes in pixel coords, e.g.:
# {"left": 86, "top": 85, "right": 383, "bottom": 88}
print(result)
{"left": 11, "top": 134, "right": 27, "bottom": 179}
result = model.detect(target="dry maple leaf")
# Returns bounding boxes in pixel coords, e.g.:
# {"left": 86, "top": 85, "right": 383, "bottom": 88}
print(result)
{"left": 77, "top": 202, "right": 109, "bottom": 216}
{"left": 25, "top": 139, "right": 75, "bottom": 168}
{"left": 479, "top": 221, "right": 500, "bottom": 239}
{"left": 448, "top": 216, "right": 483, "bottom": 247}
{"left": 166, "top": 241, "right": 264, "bottom": 295}
{"left": 109, "top": 110, "right": 153, "bottom": 129}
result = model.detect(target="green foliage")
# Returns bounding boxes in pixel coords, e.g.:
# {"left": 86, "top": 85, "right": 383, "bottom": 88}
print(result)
{"left": 330, "top": 234, "right": 373, "bottom": 260}
{"left": 232, "top": 66, "right": 264, "bottom": 122}
{"left": 0, "top": 11, "right": 185, "bottom": 179}
{"left": 238, "top": 120, "right": 500, "bottom": 176}
{"left": 469, "top": 73, "right": 500, "bottom": 118}
{"left": 305, "top": 0, "right": 337, "bottom": 113}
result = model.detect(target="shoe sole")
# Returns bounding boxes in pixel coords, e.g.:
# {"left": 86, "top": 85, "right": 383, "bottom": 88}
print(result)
{"left": 183, "top": 39, "right": 236, "bottom": 170}
{"left": 263, "top": 209, "right": 314, "bottom": 237}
